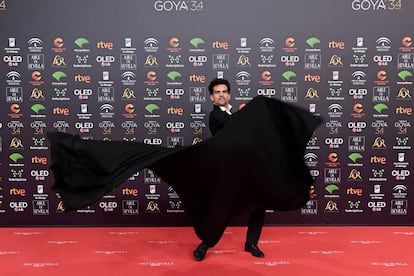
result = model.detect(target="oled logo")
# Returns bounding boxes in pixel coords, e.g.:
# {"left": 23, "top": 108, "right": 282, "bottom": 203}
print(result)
{"left": 96, "top": 55, "right": 115, "bottom": 67}
{"left": 143, "top": 138, "right": 163, "bottom": 145}
{"left": 325, "top": 137, "right": 343, "bottom": 149}
{"left": 10, "top": 201, "right": 29, "bottom": 212}
{"left": 99, "top": 201, "right": 117, "bottom": 212}
{"left": 4, "top": 55, "right": 23, "bottom": 67}
{"left": 348, "top": 121, "right": 367, "bottom": 133}
{"left": 30, "top": 170, "right": 49, "bottom": 181}
{"left": 166, "top": 122, "right": 185, "bottom": 133}
{"left": 282, "top": 55, "right": 300, "bottom": 67}
{"left": 74, "top": 122, "right": 94, "bottom": 133}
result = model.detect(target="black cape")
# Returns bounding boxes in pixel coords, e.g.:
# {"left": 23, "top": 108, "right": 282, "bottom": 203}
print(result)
{"left": 47, "top": 96, "right": 322, "bottom": 244}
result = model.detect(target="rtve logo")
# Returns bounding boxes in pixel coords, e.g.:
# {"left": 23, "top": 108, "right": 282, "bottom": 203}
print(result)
{"left": 328, "top": 41, "right": 345, "bottom": 49}
{"left": 395, "top": 106, "right": 412, "bottom": 115}
{"left": 10, "top": 188, "right": 26, "bottom": 196}
{"left": 97, "top": 41, "right": 114, "bottom": 50}
{"left": 53, "top": 107, "right": 70, "bottom": 115}
{"left": 122, "top": 188, "right": 138, "bottom": 196}
{"left": 304, "top": 74, "right": 321, "bottom": 83}
{"left": 212, "top": 41, "right": 229, "bottom": 49}
{"left": 31, "top": 156, "right": 48, "bottom": 165}
{"left": 74, "top": 74, "right": 91, "bottom": 83}
{"left": 167, "top": 106, "right": 184, "bottom": 115}
{"left": 189, "top": 74, "right": 206, "bottom": 83}
{"left": 370, "top": 156, "right": 387, "bottom": 164}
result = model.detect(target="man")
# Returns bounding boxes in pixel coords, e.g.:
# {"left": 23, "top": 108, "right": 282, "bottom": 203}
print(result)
{"left": 193, "top": 78, "right": 266, "bottom": 261}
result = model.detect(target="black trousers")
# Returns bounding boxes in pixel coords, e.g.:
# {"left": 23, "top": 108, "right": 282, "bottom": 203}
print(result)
{"left": 246, "top": 208, "right": 266, "bottom": 245}
{"left": 202, "top": 208, "right": 266, "bottom": 247}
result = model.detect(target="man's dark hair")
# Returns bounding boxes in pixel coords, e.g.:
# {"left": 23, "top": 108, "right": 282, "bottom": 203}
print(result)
{"left": 208, "top": 78, "right": 231, "bottom": 95}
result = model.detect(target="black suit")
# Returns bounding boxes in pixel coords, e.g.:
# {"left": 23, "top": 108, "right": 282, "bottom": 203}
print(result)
{"left": 209, "top": 104, "right": 265, "bottom": 246}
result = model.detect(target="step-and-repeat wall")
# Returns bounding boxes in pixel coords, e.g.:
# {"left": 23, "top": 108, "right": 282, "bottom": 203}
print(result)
{"left": 0, "top": 0, "right": 413, "bottom": 226}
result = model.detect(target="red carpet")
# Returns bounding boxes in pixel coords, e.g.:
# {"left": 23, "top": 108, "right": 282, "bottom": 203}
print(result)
{"left": 0, "top": 226, "right": 412, "bottom": 276}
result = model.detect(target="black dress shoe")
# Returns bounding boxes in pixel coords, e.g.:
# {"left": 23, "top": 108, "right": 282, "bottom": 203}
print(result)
{"left": 244, "top": 243, "right": 265, "bottom": 258}
{"left": 193, "top": 243, "right": 209, "bottom": 261}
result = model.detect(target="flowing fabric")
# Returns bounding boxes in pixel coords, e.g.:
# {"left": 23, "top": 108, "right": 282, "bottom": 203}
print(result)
{"left": 47, "top": 96, "right": 322, "bottom": 244}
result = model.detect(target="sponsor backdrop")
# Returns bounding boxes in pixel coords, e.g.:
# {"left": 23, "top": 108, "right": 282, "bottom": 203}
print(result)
{"left": 0, "top": 0, "right": 412, "bottom": 226}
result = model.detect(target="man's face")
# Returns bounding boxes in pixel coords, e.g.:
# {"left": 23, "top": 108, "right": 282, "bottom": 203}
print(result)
{"left": 210, "top": 84, "right": 231, "bottom": 108}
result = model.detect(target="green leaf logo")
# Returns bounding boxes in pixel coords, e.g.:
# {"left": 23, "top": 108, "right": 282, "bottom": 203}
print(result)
{"left": 52, "top": 71, "right": 67, "bottom": 81}
{"left": 74, "top": 37, "right": 89, "bottom": 48}
{"left": 145, "top": 104, "right": 160, "bottom": 114}
{"left": 31, "top": 103, "right": 46, "bottom": 114}
{"left": 167, "top": 71, "right": 182, "bottom": 81}
{"left": 348, "top": 152, "right": 363, "bottom": 163}
{"left": 398, "top": 70, "right": 413, "bottom": 81}
{"left": 190, "top": 37, "right": 205, "bottom": 48}
{"left": 325, "top": 184, "right": 339, "bottom": 194}
{"left": 9, "top": 153, "right": 24, "bottom": 163}
{"left": 306, "top": 37, "right": 321, "bottom": 48}
{"left": 282, "top": 71, "right": 296, "bottom": 81}
{"left": 373, "top": 103, "right": 388, "bottom": 113}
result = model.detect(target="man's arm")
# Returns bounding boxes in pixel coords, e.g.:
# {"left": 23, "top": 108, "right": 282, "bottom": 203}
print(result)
{"left": 209, "top": 108, "right": 232, "bottom": 136}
